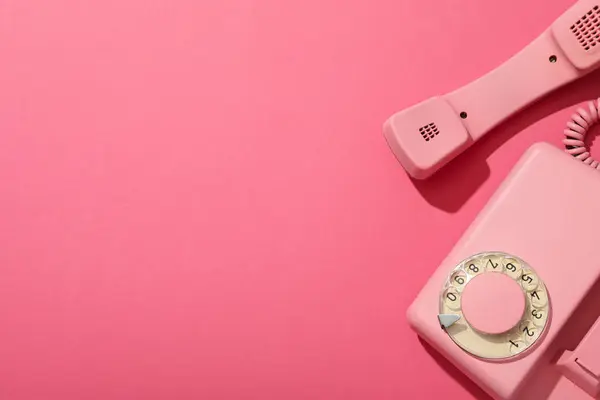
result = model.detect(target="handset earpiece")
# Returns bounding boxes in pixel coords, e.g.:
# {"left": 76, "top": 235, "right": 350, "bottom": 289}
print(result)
{"left": 384, "top": 0, "right": 600, "bottom": 179}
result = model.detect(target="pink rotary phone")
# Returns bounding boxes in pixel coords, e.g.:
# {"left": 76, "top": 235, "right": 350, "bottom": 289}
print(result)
{"left": 408, "top": 143, "right": 600, "bottom": 399}
{"left": 384, "top": 0, "right": 600, "bottom": 179}
{"left": 390, "top": 0, "right": 600, "bottom": 399}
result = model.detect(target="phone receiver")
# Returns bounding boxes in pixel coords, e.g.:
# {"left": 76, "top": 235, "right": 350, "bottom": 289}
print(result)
{"left": 384, "top": 0, "right": 600, "bottom": 179}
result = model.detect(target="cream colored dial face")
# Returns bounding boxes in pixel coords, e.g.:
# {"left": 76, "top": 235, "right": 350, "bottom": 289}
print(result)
{"left": 439, "top": 252, "right": 550, "bottom": 360}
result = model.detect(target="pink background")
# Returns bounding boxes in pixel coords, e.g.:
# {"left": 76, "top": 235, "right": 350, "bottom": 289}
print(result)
{"left": 1, "top": 0, "right": 600, "bottom": 399}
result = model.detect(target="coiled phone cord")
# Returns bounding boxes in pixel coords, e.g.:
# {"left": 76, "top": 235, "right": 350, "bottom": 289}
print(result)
{"left": 564, "top": 99, "right": 600, "bottom": 168}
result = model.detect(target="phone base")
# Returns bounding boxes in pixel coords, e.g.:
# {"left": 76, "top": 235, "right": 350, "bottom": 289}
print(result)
{"left": 408, "top": 143, "right": 600, "bottom": 399}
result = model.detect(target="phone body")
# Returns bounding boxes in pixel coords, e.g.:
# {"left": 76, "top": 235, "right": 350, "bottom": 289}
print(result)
{"left": 408, "top": 143, "right": 600, "bottom": 399}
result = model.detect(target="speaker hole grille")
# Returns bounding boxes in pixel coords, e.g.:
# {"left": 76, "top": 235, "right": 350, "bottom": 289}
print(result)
{"left": 571, "top": 5, "right": 600, "bottom": 51}
{"left": 419, "top": 123, "right": 439, "bottom": 142}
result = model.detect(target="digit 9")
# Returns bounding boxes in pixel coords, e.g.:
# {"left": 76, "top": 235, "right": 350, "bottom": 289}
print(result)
{"left": 451, "top": 270, "right": 467, "bottom": 290}
{"left": 503, "top": 258, "right": 522, "bottom": 280}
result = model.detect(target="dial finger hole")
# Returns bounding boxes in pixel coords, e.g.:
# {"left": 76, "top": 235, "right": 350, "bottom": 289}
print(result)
{"left": 520, "top": 269, "right": 539, "bottom": 291}
{"left": 450, "top": 270, "right": 468, "bottom": 291}
{"left": 530, "top": 308, "right": 546, "bottom": 327}
{"left": 519, "top": 320, "right": 538, "bottom": 343}
{"left": 484, "top": 254, "right": 503, "bottom": 272}
{"left": 508, "top": 338, "right": 527, "bottom": 355}
{"left": 444, "top": 287, "right": 461, "bottom": 310}
{"left": 503, "top": 258, "right": 522, "bottom": 280}
{"left": 529, "top": 287, "right": 548, "bottom": 308}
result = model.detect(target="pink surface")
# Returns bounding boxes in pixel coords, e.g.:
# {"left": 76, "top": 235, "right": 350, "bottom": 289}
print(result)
{"left": 461, "top": 273, "right": 525, "bottom": 335}
{"left": 1, "top": 1, "right": 600, "bottom": 399}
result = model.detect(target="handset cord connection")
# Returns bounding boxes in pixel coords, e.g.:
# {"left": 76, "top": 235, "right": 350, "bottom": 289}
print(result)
{"left": 564, "top": 99, "right": 600, "bottom": 168}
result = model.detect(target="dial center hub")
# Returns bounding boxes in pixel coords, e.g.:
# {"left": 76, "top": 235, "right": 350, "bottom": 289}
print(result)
{"left": 461, "top": 272, "right": 525, "bottom": 334}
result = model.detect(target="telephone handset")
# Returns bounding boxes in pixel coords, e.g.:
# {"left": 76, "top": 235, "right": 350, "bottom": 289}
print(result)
{"left": 383, "top": 0, "right": 600, "bottom": 179}
{"left": 408, "top": 143, "right": 600, "bottom": 399}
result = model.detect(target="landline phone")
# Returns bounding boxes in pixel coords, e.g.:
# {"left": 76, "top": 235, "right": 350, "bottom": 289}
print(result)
{"left": 383, "top": 0, "right": 600, "bottom": 399}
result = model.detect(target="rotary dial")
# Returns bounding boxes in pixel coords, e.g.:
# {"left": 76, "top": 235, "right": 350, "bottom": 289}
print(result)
{"left": 438, "top": 252, "right": 550, "bottom": 360}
